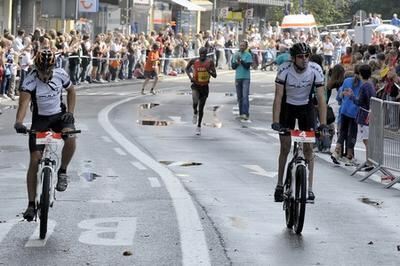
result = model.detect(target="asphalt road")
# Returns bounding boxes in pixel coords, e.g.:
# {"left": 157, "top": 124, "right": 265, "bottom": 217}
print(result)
{"left": 0, "top": 70, "right": 400, "bottom": 266}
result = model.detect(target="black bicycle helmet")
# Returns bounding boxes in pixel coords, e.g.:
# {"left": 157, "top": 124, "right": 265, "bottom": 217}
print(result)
{"left": 290, "top": 42, "right": 311, "bottom": 57}
{"left": 34, "top": 49, "right": 55, "bottom": 71}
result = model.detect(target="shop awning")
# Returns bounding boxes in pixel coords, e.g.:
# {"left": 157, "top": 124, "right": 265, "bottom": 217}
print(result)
{"left": 238, "top": 0, "right": 286, "bottom": 6}
{"left": 191, "top": 0, "right": 213, "bottom": 11}
{"left": 171, "top": 0, "right": 206, "bottom": 11}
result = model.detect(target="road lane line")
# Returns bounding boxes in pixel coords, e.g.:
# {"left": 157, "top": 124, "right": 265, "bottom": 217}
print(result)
{"left": 242, "top": 165, "right": 277, "bottom": 178}
{"left": 148, "top": 177, "right": 161, "bottom": 187}
{"left": 113, "top": 147, "right": 127, "bottom": 156}
{"left": 25, "top": 220, "right": 56, "bottom": 247}
{"left": 131, "top": 161, "right": 147, "bottom": 170}
{"left": 99, "top": 97, "right": 211, "bottom": 266}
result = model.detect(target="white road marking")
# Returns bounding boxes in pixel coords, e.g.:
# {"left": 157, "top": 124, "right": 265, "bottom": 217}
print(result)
{"left": 148, "top": 177, "right": 161, "bottom": 187}
{"left": 78, "top": 217, "right": 137, "bottom": 246}
{"left": 242, "top": 165, "right": 277, "bottom": 178}
{"left": 25, "top": 220, "right": 57, "bottom": 247}
{"left": 131, "top": 161, "right": 147, "bottom": 170}
{"left": 113, "top": 147, "right": 127, "bottom": 156}
{"left": 169, "top": 116, "right": 187, "bottom": 124}
{"left": 99, "top": 97, "right": 211, "bottom": 266}
{"left": 0, "top": 219, "right": 18, "bottom": 243}
{"left": 101, "top": 135, "right": 113, "bottom": 143}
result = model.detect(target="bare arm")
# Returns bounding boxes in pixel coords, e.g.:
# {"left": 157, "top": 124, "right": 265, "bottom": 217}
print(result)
{"left": 316, "top": 85, "right": 327, "bottom": 125}
{"left": 185, "top": 59, "right": 195, "bottom": 82}
{"left": 272, "top": 83, "right": 284, "bottom": 123}
{"left": 208, "top": 60, "right": 217, "bottom": 78}
{"left": 66, "top": 86, "right": 76, "bottom": 114}
{"left": 15, "top": 91, "right": 31, "bottom": 124}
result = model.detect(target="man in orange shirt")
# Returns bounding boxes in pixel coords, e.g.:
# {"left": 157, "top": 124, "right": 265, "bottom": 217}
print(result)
{"left": 142, "top": 43, "right": 160, "bottom": 95}
{"left": 340, "top": 47, "right": 352, "bottom": 67}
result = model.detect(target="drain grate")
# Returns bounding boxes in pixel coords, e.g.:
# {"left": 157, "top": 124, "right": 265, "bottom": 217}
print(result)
{"left": 139, "top": 103, "right": 160, "bottom": 109}
{"left": 137, "top": 120, "right": 170, "bottom": 126}
{"left": 159, "top": 161, "right": 202, "bottom": 167}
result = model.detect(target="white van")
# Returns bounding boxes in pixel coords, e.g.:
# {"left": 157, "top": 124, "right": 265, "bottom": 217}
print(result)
{"left": 281, "top": 14, "right": 320, "bottom": 37}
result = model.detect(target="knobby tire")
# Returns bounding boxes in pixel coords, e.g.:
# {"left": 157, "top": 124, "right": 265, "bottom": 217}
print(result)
{"left": 294, "top": 165, "right": 307, "bottom": 234}
{"left": 39, "top": 167, "right": 51, "bottom": 239}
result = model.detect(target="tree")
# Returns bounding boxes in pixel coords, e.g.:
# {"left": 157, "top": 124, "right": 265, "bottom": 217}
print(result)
{"left": 350, "top": 0, "right": 400, "bottom": 20}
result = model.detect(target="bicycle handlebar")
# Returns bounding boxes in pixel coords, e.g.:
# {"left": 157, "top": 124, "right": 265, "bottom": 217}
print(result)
{"left": 26, "top": 129, "right": 81, "bottom": 136}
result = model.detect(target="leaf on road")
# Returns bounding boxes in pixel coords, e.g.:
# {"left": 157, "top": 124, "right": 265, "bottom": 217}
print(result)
{"left": 123, "top": 251, "right": 133, "bottom": 256}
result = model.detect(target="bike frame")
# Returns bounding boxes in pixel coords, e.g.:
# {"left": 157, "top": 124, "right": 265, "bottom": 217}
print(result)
{"left": 34, "top": 132, "right": 63, "bottom": 210}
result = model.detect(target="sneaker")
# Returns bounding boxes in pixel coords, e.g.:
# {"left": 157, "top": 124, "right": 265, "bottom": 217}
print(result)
{"left": 330, "top": 151, "right": 341, "bottom": 165}
{"left": 141, "top": 89, "right": 145, "bottom": 95}
{"left": 195, "top": 127, "right": 201, "bottom": 136}
{"left": 342, "top": 157, "right": 358, "bottom": 166}
{"left": 150, "top": 88, "right": 156, "bottom": 95}
{"left": 192, "top": 114, "right": 198, "bottom": 125}
{"left": 307, "top": 191, "right": 315, "bottom": 203}
{"left": 274, "top": 185, "right": 284, "bottom": 202}
{"left": 56, "top": 172, "right": 68, "bottom": 192}
{"left": 23, "top": 206, "right": 36, "bottom": 222}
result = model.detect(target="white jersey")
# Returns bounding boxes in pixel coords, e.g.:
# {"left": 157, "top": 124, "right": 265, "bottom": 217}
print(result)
{"left": 21, "top": 68, "right": 72, "bottom": 116}
{"left": 275, "top": 61, "right": 324, "bottom": 105}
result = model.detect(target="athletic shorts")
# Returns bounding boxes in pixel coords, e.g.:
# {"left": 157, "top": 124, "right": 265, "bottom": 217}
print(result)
{"left": 92, "top": 59, "right": 100, "bottom": 67}
{"left": 144, "top": 70, "right": 157, "bottom": 79}
{"left": 191, "top": 83, "right": 209, "bottom": 98}
{"left": 279, "top": 102, "right": 315, "bottom": 131}
{"left": 29, "top": 112, "right": 75, "bottom": 152}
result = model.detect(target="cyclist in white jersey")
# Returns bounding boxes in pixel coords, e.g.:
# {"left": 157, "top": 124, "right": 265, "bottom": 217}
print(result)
{"left": 14, "top": 49, "right": 77, "bottom": 221}
{"left": 271, "top": 43, "right": 328, "bottom": 203}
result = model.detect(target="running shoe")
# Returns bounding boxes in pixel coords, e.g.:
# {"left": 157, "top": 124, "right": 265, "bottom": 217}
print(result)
{"left": 150, "top": 88, "right": 156, "bottom": 95}
{"left": 195, "top": 127, "right": 201, "bottom": 136}
{"left": 23, "top": 206, "right": 36, "bottom": 222}
{"left": 307, "top": 191, "right": 315, "bottom": 203}
{"left": 56, "top": 172, "right": 68, "bottom": 192}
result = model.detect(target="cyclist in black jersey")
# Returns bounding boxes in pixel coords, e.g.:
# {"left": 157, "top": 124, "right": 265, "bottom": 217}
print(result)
{"left": 14, "top": 49, "right": 77, "bottom": 221}
{"left": 271, "top": 43, "right": 328, "bottom": 203}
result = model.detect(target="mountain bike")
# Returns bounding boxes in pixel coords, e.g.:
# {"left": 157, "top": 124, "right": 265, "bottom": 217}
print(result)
{"left": 281, "top": 129, "right": 315, "bottom": 234}
{"left": 27, "top": 129, "right": 81, "bottom": 239}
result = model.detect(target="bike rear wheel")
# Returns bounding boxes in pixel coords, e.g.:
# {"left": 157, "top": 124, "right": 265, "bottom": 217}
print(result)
{"left": 294, "top": 165, "right": 307, "bottom": 234}
{"left": 39, "top": 167, "right": 51, "bottom": 239}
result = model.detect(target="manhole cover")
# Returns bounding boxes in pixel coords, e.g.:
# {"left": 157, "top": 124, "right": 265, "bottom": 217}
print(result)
{"left": 359, "top": 197, "right": 382, "bottom": 208}
{"left": 159, "top": 161, "right": 202, "bottom": 167}
{"left": 138, "top": 120, "right": 170, "bottom": 126}
{"left": 139, "top": 103, "right": 160, "bottom": 109}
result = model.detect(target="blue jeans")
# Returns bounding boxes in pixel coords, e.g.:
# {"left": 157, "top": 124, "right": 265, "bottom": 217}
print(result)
{"left": 235, "top": 79, "right": 250, "bottom": 116}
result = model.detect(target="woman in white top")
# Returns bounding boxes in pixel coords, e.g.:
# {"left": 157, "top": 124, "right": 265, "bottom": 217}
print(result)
{"left": 323, "top": 35, "right": 334, "bottom": 68}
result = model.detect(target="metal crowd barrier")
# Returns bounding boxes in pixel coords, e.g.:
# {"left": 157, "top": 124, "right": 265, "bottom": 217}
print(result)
{"left": 353, "top": 97, "right": 400, "bottom": 188}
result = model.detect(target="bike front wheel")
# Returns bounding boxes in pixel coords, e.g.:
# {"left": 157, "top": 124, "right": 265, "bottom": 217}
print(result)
{"left": 39, "top": 167, "right": 51, "bottom": 239}
{"left": 293, "top": 164, "right": 307, "bottom": 234}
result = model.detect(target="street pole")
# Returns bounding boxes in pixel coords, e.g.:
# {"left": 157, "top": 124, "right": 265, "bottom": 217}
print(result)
{"left": 212, "top": 0, "right": 216, "bottom": 35}
{"left": 61, "top": 0, "right": 66, "bottom": 33}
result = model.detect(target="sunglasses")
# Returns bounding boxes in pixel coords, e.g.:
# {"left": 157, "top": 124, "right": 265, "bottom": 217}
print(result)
{"left": 296, "top": 54, "right": 310, "bottom": 59}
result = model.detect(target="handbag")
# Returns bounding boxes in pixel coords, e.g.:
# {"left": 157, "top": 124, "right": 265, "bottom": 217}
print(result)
{"left": 327, "top": 105, "right": 336, "bottom": 125}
